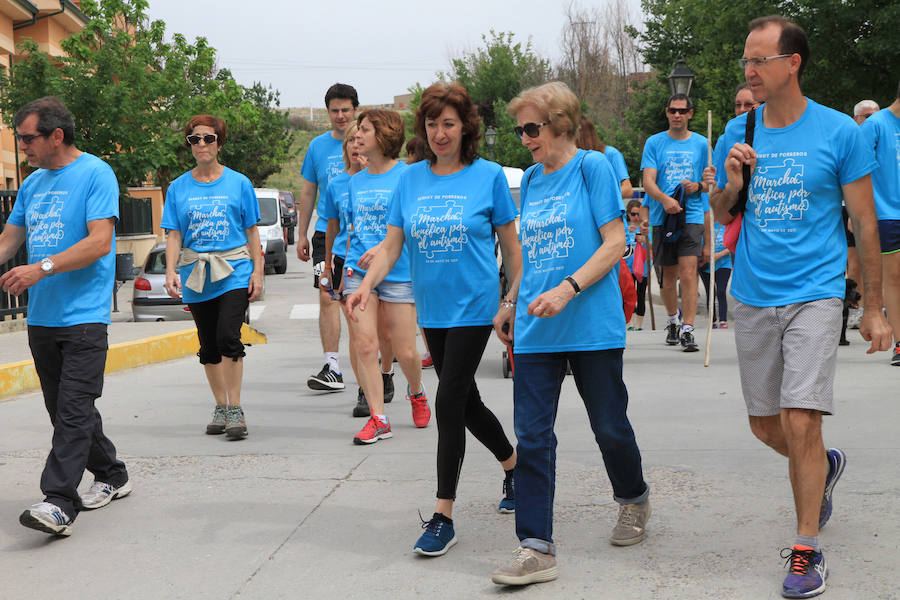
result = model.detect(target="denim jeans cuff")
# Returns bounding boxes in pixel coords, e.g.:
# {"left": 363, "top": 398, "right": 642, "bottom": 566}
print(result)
{"left": 614, "top": 484, "right": 650, "bottom": 506}
{"left": 520, "top": 537, "right": 556, "bottom": 556}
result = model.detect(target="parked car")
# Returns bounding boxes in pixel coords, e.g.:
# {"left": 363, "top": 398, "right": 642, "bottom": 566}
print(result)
{"left": 279, "top": 190, "right": 297, "bottom": 245}
{"left": 132, "top": 243, "right": 192, "bottom": 322}
{"left": 255, "top": 187, "right": 288, "bottom": 274}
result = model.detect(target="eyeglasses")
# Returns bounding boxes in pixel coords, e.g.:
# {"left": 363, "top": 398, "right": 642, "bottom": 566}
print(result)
{"left": 857, "top": 113, "right": 874, "bottom": 120}
{"left": 629, "top": 211, "right": 640, "bottom": 217}
{"left": 186, "top": 133, "right": 218, "bottom": 146}
{"left": 514, "top": 122, "right": 548, "bottom": 140}
{"left": 738, "top": 54, "right": 792, "bottom": 69}
{"left": 667, "top": 107, "right": 690, "bottom": 115}
{"left": 735, "top": 102, "right": 756, "bottom": 110}
{"left": 15, "top": 132, "right": 49, "bottom": 144}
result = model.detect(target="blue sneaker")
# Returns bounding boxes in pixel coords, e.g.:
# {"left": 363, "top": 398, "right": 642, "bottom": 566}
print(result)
{"left": 498, "top": 472, "right": 515, "bottom": 513}
{"left": 819, "top": 448, "right": 846, "bottom": 529}
{"left": 781, "top": 545, "right": 827, "bottom": 598}
{"left": 413, "top": 513, "right": 457, "bottom": 556}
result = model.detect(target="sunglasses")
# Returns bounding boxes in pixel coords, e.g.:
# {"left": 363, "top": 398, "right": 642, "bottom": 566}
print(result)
{"left": 629, "top": 211, "right": 640, "bottom": 217}
{"left": 667, "top": 107, "right": 690, "bottom": 115}
{"left": 514, "top": 122, "right": 548, "bottom": 140}
{"left": 15, "top": 132, "right": 49, "bottom": 144}
{"left": 186, "top": 133, "right": 218, "bottom": 146}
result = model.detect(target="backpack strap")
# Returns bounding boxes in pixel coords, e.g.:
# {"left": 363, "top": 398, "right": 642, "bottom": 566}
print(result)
{"left": 729, "top": 107, "right": 756, "bottom": 216}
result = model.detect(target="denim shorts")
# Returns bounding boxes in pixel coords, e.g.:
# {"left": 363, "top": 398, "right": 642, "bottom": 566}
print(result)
{"left": 344, "top": 270, "right": 414, "bottom": 304}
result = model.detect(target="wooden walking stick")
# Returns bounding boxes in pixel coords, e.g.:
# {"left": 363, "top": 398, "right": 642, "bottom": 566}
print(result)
{"left": 704, "top": 110, "right": 716, "bottom": 367}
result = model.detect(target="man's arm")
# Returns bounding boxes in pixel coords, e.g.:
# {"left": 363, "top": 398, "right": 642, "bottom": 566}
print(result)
{"left": 709, "top": 143, "right": 756, "bottom": 225}
{"left": 642, "top": 167, "right": 682, "bottom": 214}
{"left": 0, "top": 223, "right": 26, "bottom": 265}
{"left": 843, "top": 174, "right": 893, "bottom": 353}
{"left": 0, "top": 217, "right": 115, "bottom": 296}
{"left": 295, "top": 178, "right": 318, "bottom": 262}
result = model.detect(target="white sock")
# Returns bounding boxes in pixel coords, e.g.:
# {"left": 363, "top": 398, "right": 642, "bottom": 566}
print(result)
{"left": 374, "top": 414, "right": 388, "bottom": 424}
{"left": 667, "top": 313, "right": 679, "bottom": 325}
{"left": 681, "top": 324, "right": 694, "bottom": 333}
{"left": 325, "top": 352, "right": 340, "bottom": 373}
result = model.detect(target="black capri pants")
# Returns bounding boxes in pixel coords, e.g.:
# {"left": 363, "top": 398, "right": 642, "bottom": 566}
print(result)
{"left": 188, "top": 288, "right": 249, "bottom": 364}
{"left": 423, "top": 325, "right": 515, "bottom": 500}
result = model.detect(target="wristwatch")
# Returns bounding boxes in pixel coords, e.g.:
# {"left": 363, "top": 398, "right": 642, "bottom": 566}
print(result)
{"left": 40, "top": 257, "right": 55, "bottom": 276}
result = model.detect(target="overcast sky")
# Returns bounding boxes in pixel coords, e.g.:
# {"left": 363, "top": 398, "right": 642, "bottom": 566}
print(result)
{"left": 146, "top": 0, "right": 644, "bottom": 109}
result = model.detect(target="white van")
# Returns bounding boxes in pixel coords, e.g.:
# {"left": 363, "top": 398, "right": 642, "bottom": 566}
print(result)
{"left": 254, "top": 187, "right": 288, "bottom": 274}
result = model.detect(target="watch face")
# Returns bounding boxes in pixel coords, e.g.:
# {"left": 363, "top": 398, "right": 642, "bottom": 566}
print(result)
{"left": 41, "top": 259, "right": 53, "bottom": 273}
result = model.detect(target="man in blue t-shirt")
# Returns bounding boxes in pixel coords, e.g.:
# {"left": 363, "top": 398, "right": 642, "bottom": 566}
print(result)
{"left": 859, "top": 83, "right": 900, "bottom": 366}
{"left": 709, "top": 17, "right": 892, "bottom": 598}
{"left": 0, "top": 97, "right": 130, "bottom": 537}
{"left": 296, "top": 83, "right": 358, "bottom": 392}
{"left": 641, "top": 93, "right": 711, "bottom": 352}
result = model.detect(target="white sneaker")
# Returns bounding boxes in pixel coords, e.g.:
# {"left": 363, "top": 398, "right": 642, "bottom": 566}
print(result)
{"left": 19, "top": 502, "right": 73, "bottom": 536}
{"left": 80, "top": 480, "right": 132, "bottom": 510}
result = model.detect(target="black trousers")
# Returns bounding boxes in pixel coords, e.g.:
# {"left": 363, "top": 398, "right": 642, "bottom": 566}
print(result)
{"left": 27, "top": 324, "right": 127, "bottom": 519}
{"left": 700, "top": 268, "right": 733, "bottom": 322}
{"left": 423, "top": 325, "right": 514, "bottom": 500}
{"left": 633, "top": 275, "right": 648, "bottom": 317}
{"left": 188, "top": 288, "right": 249, "bottom": 364}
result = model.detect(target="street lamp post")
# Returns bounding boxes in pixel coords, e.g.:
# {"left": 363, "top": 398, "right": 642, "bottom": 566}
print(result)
{"left": 484, "top": 126, "right": 497, "bottom": 162}
{"left": 667, "top": 58, "right": 695, "bottom": 97}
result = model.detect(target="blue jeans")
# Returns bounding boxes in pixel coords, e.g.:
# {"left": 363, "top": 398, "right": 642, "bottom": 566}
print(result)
{"left": 513, "top": 349, "right": 648, "bottom": 554}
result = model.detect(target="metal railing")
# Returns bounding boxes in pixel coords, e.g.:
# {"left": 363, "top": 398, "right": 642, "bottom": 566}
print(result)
{"left": 0, "top": 191, "right": 28, "bottom": 321}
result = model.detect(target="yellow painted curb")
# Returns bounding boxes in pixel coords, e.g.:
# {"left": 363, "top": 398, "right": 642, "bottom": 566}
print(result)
{"left": 0, "top": 324, "right": 266, "bottom": 401}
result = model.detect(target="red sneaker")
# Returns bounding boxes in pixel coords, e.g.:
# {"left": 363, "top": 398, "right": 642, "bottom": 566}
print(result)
{"left": 409, "top": 389, "right": 431, "bottom": 428}
{"left": 421, "top": 353, "right": 434, "bottom": 369}
{"left": 353, "top": 416, "right": 392, "bottom": 445}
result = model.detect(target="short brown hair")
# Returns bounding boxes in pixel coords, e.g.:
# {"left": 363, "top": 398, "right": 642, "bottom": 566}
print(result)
{"left": 415, "top": 82, "right": 482, "bottom": 165}
{"left": 576, "top": 116, "right": 605, "bottom": 153}
{"left": 357, "top": 109, "right": 405, "bottom": 159}
{"left": 748, "top": 15, "right": 810, "bottom": 79}
{"left": 507, "top": 81, "right": 580, "bottom": 140}
{"left": 405, "top": 137, "right": 426, "bottom": 164}
{"left": 184, "top": 114, "right": 226, "bottom": 147}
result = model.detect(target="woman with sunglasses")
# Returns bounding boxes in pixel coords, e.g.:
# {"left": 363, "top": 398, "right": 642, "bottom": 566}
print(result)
{"left": 491, "top": 82, "right": 649, "bottom": 587}
{"left": 626, "top": 199, "right": 649, "bottom": 330}
{"left": 162, "top": 115, "right": 263, "bottom": 440}
{"left": 344, "top": 82, "right": 521, "bottom": 557}
{"left": 342, "top": 109, "right": 430, "bottom": 445}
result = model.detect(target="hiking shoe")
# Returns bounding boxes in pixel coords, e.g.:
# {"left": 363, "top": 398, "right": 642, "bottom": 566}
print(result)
{"left": 307, "top": 364, "right": 345, "bottom": 391}
{"left": 498, "top": 472, "right": 515, "bottom": 513}
{"left": 353, "top": 387, "right": 370, "bottom": 418}
{"left": 680, "top": 330, "right": 699, "bottom": 352}
{"left": 819, "top": 448, "right": 846, "bottom": 529}
{"left": 610, "top": 499, "right": 651, "bottom": 546}
{"left": 781, "top": 545, "right": 827, "bottom": 598}
{"left": 409, "top": 388, "right": 431, "bottom": 428}
{"left": 80, "top": 480, "right": 132, "bottom": 510}
{"left": 413, "top": 513, "right": 457, "bottom": 556}
{"left": 383, "top": 372, "right": 394, "bottom": 403}
{"left": 224, "top": 406, "right": 248, "bottom": 440}
{"left": 422, "top": 353, "right": 434, "bottom": 369}
{"left": 891, "top": 343, "right": 900, "bottom": 366}
{"left": 19, "top": 502, "right": 72, "bottom": 537}
{"left": 353, "top": 416, "right": 392, "bottom": 445}
{"left": 665, "top": 322, "right": 679, "bottom": 345}
{"left": 492, "top": 546, "right": 558, "bottom": 586}
{"left": 206, "top": 405, "right": 227, "bottom": 435}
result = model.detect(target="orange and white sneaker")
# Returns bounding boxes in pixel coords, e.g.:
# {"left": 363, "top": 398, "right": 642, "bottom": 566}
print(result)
{"left": 353, "top": 416, "right": 392, "bottom": 445}
{"left": 408, "top": 388, "right": 431, "bottom": 428}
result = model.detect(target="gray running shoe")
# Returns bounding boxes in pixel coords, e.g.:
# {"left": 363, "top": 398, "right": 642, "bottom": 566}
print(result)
{"left": 206, "top": 405, "right": 227, "bottom": 435}
{"left": 81, "top": 480, "right": 132, "bottom": 510}
{"left": 19, "top": 502, "right": 72, "bottom": 537}
{"left": 492, "top": 546, "right": 558, "bottom": 586}
{"left": 610, "top": 500, "right": 651, "bottom": 546}
{"left": 224, "top": 406, "right": 248, "bottom": 440}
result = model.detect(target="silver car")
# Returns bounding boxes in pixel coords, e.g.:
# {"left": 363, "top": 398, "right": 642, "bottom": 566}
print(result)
{"left": 132, "top": 243, "right": 193, "bottom": 322}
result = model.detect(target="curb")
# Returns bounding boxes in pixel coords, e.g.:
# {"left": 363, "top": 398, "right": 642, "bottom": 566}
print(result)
{"left": 0, "top": 323, "right": 266, "bottom": 401}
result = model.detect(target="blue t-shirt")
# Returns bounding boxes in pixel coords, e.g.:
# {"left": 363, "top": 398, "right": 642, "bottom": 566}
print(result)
{"left": 859, "top": 108, "right": 900, "bottom": 221}
{"left": 515, "top": 149, "right": 626, "bottom": 353}
{"left": 301, "top": 131, "right": 345, "bottom": 233}
{"left": 8, "top": 153, "right": 118, "bottom": 326}
{"left": 714, "top": 99, "right": 877, "bottom": 306}
{"left": 346, "top": 162, "right": 410, "bottom": 282}
{"left": 323, "top": 171, "right": 351, "bottom": 259}
{"left": 640, "top": 131, "right": 709, "bottom": 226}
{"left": 604, "top": 144, "right": 630, "bottom": 184}
{"left": 160, "top": 167, "right": 260, "bottom": 304}
{"left": 387, "top": 158, "right": 518, "bottom": 328}
{"left": 700, "top": 222, "right": 731, "bottom": 272}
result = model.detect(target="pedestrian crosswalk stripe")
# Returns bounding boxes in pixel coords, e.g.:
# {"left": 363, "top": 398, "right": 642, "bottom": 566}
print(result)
{"left": 289, "top": 304, "right": 320, "bottom": 320}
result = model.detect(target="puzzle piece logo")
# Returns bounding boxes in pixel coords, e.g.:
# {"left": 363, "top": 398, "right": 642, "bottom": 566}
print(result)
{"left": 326, "top": 156, "right": 345, "bottom": 182}
{"left": 354, "top": 191, "right": 389, "bottom": 245}
{"left": 27, "top": 196, "right": 66, "bottom": 251}
{"left": 411, "top": 200, "right": 468, "bottom": 259}
{"left": 522, "top": 202, "right": 574, "bottom": 270}
{"left": 664, "top": 151, "right": 695, "bottom": 192}
{"left": 750, "top": 158, "right": 808, "bottom": 228}
{"left": 188, "top": 199, "right": 229, "bottom": 243}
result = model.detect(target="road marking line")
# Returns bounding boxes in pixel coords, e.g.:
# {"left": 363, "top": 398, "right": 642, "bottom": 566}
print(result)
{"left": 289, "top": 304, "right": 320, "bottom": 320}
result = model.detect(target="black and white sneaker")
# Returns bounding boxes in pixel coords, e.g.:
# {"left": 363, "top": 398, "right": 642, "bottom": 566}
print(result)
{"left": 665, "top": 322, "right": 680, "bottom": 345}
{"left": 307, "top": 364, "right": 345, "bottom": 391}
{"left": 680, "top": 330, "right": 699, "bottom": 352}
{"left": 383, "top": 372, "right": 394, "bottom": 403}
{"left": 353, "top": 387, "right": 370, "bottom": 418}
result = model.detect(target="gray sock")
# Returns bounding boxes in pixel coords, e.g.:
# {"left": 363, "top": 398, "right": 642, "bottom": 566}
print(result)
{"left": 794, "top": 535, "right": 820, "bottom": 552}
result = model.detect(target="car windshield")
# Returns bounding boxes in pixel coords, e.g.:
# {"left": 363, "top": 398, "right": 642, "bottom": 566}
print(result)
{"left": 145, "top": 250, "right": 179, "bottom": 274}
{"left": 257, "top": 197, "right": 278, "bottom": 226}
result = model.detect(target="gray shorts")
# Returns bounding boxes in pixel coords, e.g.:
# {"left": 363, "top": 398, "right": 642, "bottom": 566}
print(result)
{"left": 652, "top": 223, "right": 704, "bottom": 267}
{"left": 733, "top": 298, "right": 842, "bottom": 416}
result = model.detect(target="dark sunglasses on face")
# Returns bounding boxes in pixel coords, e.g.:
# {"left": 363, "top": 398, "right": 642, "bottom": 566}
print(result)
{"left": 514, "top": 121, "right": 548, "bottom": 140}
{"left": 629, "top": 211, "right": 640, "bottom": 217}
{"left": 15, "top": 132, "right": 49, "bottom": 144}
{"left": 667, "top": 107, "right": 690, "bottom": 115}
{"left": 186, "top": 133, "right": 218, "bottom": 146}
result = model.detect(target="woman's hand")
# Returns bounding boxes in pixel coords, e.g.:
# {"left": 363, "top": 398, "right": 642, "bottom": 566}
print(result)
{"left": 165, "top": 271, "right": 181, "bottom": 300}
{"left": 248, "top": 270, "right": 263, "bottom": 301}
{"left": 493, "top": 303, "right": 516, "bottom": 345}
{"left": 358, "top": 242, "right": 382, "bottom": 269}
{"left": 527, "top": 283, "right": 576, "bottom": 319}
{"left": 343, "top": 286, "right": 371, "bottom": 322}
